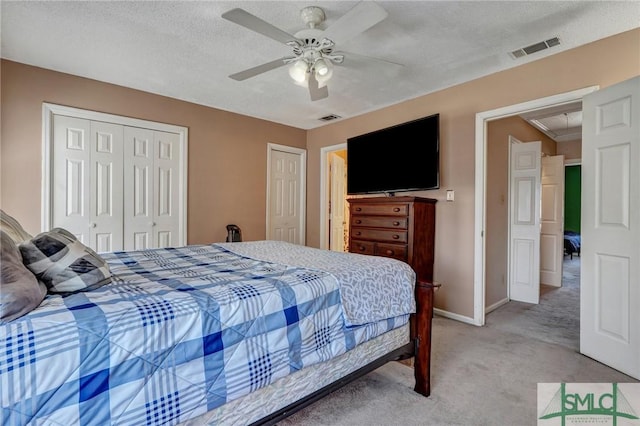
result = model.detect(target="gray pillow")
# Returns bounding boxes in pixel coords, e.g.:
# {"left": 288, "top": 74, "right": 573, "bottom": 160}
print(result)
{"left": 1, "top": 230, "right": 47, "bottom": 323}
{"left": 19, "top": 228, "right": 112, "bottom": 294}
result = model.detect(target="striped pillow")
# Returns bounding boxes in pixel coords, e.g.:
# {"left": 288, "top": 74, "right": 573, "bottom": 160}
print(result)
{"left": 19, "top": 228, "right": 112, "bottom": 294}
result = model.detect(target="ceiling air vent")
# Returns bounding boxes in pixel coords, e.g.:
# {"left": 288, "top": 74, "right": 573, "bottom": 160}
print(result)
{"left": 319, "top": 114, "right": 342, "bottom": 122}
{"left": 509, "top": 37, "right": 561, "bottom": 60}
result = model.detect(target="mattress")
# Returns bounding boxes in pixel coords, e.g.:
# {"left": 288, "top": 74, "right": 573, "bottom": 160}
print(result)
{"left": 181, "top": 323, "right": 410, "bottom": 425}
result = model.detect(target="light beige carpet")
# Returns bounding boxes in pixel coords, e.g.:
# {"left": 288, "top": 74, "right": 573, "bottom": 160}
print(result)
{"left": 279, "top": 257, "right": 638, "bottom": 425}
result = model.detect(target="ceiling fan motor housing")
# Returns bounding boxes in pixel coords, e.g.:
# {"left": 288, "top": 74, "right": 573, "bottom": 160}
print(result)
{"left": 300, "top": 6, "right": 325, "bottom": 29}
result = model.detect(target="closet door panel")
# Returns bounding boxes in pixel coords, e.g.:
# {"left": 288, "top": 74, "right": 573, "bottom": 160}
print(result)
{"left": 154, "top": 131, "right": 181, "bottom": 248}
{"left": 52, "top": 115, "right": 91, "bottom": 244}
{"left": 90, "top": 121, "right": 124, "bottom": 252}
{"left": 124, "top": 127, "right": 155, "bottom": 251}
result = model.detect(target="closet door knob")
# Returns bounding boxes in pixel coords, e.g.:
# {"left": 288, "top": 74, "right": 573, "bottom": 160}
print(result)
{"left": 90, "top": 222, "right": 96, "bottom": 228}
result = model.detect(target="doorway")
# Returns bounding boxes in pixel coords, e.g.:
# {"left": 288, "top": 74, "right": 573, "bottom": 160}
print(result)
{"left": 266, "top": 143, "right": 306, "bottom": 245}
{"left": 320, "top": 143, "right": 347, "bottom": 250}
{"left": 473, "top": 86, "right": 598, "bottom": 326}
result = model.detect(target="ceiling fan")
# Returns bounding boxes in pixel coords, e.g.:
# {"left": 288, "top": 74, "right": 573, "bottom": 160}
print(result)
{"left": 222, "top": 2, "right": 399, "bottom": 101}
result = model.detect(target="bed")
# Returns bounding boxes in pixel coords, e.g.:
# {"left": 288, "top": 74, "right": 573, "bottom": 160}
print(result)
{"left": 0, "top": 218, "right": 437, "bottom": 426}
{"left": 564, "top": 230, "right": 581, "bottom": 259}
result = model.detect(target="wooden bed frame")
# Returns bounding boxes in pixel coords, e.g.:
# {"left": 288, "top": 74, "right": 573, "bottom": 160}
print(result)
{"left": 252, "top": 279, "right": 439, "bottom": 425}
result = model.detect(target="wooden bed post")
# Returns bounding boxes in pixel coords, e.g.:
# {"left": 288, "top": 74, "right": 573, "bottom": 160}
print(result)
{"left": 413, "top": 279, "right": 440, "bottom": 396}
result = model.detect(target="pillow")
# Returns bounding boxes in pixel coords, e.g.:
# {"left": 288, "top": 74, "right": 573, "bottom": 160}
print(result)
{"left": 0, "top": 209, "right": 33, "bottom": 243}
{"left": 19, "top": 228, "right": 112, "bottom": 294}
{"left": 1, "top": 231, "right": 47, "bottom": 323}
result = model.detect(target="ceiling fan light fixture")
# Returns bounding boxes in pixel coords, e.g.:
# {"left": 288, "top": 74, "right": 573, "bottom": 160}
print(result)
{"left": 314, "top": 58, "right": 333, "bottom": 85}
{"left": 314, "top": 58, "right": 329, "bottom": 76}
{"left": 288, "top": 59, "right": 310, "bottom": 83}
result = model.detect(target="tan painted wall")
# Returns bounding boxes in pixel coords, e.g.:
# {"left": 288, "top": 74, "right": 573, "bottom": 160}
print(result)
{"left": 484, "top": 117, "right": 556, "bottom": 309}
{"left": 557, "top": 140, "right": 582, "bottom": 160}
{"left": 2, "top": 29, "right": 638, "bottom": 320}
{"left": 306, "top": 28, "right": 640, "bottom": 318}
{"left": 0, "top": 60, "right": 306, "bottom": 243}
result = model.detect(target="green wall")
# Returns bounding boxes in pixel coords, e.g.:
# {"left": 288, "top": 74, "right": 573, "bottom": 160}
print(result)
{"left": 564, "top": 165, "right": 581, "bottom": 233}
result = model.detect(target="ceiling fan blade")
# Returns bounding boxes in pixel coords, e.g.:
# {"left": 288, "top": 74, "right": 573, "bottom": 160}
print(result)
{"left": 308, "top": 74, "right": 329, "bottom": 101}
{"left": 334, "top": 51, "right": 405, "bottom": 71}
{"left": 222, "top": 8, "right": 298, "bottom": 45}
{"left": 229, "top": 58, "right": 288, "bottom": 81}
{"left": 322, "top": 1, "right": 388, "bottom": 45}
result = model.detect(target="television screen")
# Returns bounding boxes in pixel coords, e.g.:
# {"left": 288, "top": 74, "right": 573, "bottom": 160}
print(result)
{"left": 347, "top": 114, "right": 439, "bottom": 195}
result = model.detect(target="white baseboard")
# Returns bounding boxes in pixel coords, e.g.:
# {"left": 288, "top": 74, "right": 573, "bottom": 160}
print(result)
{"left": 484, "top": 298, "right": 509, "bottom": 314}
{"left": 433, "top": 308, "right": 478, "bottom": 326}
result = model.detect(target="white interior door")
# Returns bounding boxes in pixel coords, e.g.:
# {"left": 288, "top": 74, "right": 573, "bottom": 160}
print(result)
{"left": 509, "top": 138, "right": 541, "bottom": 304}
{"left": 124, "top": 127, "right": 154, "bottom": 250}
{"left": 89, "top": 121, "right": 124, "bottom": 252}
{"left": 44, "top": 103, "right": 188, "bottom": 251}
{"left": 52, "top": 116, "right": 123, "bottom": 252}
{"left": 540, "top": 155, "right": 565, "bottom": 287}
{"left": 581, "top": 76, "right": 640, "bottom": 379}
{"left": 329, "top": 153, "right": 346, "bottom": 251}
{"left": 124, "top": 128, "right": 181, "bottom": 250}
{"left": 153, "top": 131, "right": 181, "bottom": 248}
{"left": 52, "top": 115, "right": 92, "bottom": 244}
{"left": 267, "top": 145, "right": 306, "bottom": 245}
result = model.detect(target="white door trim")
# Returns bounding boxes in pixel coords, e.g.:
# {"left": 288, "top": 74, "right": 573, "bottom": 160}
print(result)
{"left": 266, "top": 143, "right": 307, "bottom": 245}
{"left": 473, "top": 86, "right": 598, "bottom": 326}
{"left": 319, "top": 143, "right": 347, "bottom": 249}
{"left": 42, "top": 103, "right": 188, "bottom": 242}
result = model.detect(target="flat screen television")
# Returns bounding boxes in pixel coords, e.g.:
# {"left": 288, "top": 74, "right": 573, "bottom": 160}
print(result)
{"left": 347, "top": 113, "right": 440, "bottom": 195}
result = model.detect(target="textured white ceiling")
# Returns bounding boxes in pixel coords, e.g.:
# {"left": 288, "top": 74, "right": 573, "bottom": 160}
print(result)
{"left": 1, "top": 1, "right": 638, "bottom": 130}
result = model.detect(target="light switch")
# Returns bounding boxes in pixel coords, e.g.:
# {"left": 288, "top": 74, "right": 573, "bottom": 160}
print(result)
{"left": 446, "top": 190, "right": 455, "bottom": 201}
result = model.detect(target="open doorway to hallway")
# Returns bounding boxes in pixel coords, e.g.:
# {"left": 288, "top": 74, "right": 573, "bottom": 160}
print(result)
{"left": 484, "top": 105, "right": 583, "bottom": 350}
{"left": 319, "top": 143, "right": 348, "bottom": 251}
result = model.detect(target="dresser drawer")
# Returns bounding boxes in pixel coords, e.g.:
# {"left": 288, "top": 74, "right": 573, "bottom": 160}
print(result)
{"left": 350, "top": 203, "right": 409, "bottom": 216}
{"left": 375, "top": 243, "right": 408, "bottom": 261}
{"left": 350, "top": 228, "right": 408, "bottom": 243}
{"left": 351, "top": 216, "right": 408, "bottom": 229}
{"left": 350, "top": 240, "right": 375, "bottom": 255}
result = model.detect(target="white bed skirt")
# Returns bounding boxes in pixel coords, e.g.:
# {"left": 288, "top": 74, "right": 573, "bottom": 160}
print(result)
{"left": 180, "top": 323, "right": 411, "bottom": 426}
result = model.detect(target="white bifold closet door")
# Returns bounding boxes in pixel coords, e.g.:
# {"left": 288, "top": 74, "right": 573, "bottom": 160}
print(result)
{"left": 53, "top": 115, "right": 124, "bottom": 252}
{"left": 52, "top": 115, "right": 182, "bottom": 252}
{"left": 123, "top": 127, "right": 180, "bottom": 250}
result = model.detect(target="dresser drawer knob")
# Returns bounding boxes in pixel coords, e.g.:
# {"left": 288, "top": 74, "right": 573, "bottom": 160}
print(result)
{"left": 385, "top": 249, "right": 394, "bottom": 255}
{"left": 393, "top": 207, "right": 400, "bottom": 212}
{"left": 355, "top": 207, "right": 362, "bottom": 212}
{"left": 358, "top": 245, "right": 366, "bottom": 251}
{"left": 393, "top": 221, "right": 400, "bottom": 226}
{"left": 355, "top": 231, "right": 361, "bottom": 236}
{"left": 393, "top": 234, "right": 400, "bottom": 239}
{"left": 355, "top": 219, "right": 362, "bottom": 224}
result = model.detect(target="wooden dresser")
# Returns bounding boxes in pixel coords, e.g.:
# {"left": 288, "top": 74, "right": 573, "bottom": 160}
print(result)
{"left": 348, "top": 196, "right": 437, "bottom": 281}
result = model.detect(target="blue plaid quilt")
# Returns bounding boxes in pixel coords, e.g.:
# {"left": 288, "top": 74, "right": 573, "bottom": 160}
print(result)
{"left": 1, "top": 243, "right": 410, "bottom": 425}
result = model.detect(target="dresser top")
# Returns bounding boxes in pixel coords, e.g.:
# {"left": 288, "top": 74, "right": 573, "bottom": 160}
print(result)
{"left": 347, "top": 196, "right": 437, "bottom": 204}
